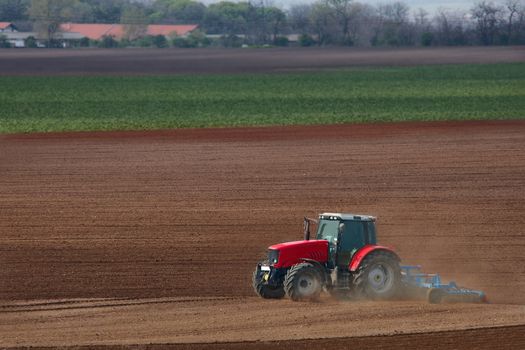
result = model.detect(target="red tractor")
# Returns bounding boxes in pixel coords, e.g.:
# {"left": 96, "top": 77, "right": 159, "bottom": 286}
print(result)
{"left": 253, "top": 213, "right": 401, "bottom": 301}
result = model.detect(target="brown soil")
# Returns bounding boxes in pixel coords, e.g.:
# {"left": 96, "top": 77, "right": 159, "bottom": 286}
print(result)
{"left": 0, "top": 46, "right": 523, "bottom": 75}
{"left": 1, "top": 120, "right": 524, "bottom": 348}
{"left": 1, "top": 297, "right": 524, "bottom": 348}
{"left": 24, "top": 325, "right": 525, "bottom": 350}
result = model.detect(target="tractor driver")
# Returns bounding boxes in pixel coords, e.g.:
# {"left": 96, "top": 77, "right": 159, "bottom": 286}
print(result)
{"left": 330, "top": 222, "right": 345, "bottom": 267}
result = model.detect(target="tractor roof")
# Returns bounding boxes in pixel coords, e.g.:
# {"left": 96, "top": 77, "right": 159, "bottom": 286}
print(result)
{"left": 319, "top": 212, "right": 376, "bottom": 221}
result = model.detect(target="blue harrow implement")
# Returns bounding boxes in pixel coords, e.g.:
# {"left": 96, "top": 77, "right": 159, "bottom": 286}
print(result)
{"left": 401, "top": 265, "right": 487, "bottom": 304}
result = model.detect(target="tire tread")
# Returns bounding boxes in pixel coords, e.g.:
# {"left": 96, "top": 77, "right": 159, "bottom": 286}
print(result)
{"left": 353, "top": 250, "right": 401, "bottom": 300}
{"left": 284, "top": 263, "right": 321, "bottom": 301}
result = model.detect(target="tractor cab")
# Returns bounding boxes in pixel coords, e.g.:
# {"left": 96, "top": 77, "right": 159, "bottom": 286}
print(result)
{"left": 307, "top": 213, "right": 377, "bottom": 268}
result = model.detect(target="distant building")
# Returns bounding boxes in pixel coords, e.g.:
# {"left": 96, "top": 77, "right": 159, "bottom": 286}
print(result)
{"left": 0, "top": 22, "right": 198, "bottom": 48}
{"left": 1, "top": 28, "right": 84, "bottom": 48}
{"left": 7, "top": 32, "right": 85, "bottom": 47}
{"left": 0, "top": 22, "right": 18, "bottom": 33}
{"left": 60, "top": 23, "right": 199, "bottom": 40}
{"left": 1, "top": 21, "right": 86, "bottom": 48}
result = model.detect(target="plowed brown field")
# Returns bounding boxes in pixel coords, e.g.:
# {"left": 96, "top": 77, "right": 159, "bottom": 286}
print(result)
{"left": 1, "top": 121, "right": 525, "bottom": 348}
{"left": 0, "top": 46, "right": 523, "bottom": 75}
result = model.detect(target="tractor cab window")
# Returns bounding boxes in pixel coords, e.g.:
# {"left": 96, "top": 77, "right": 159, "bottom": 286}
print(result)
{"left": 366, "top": 222, "right": 377, "bottom": 244}
{"left": 336, "top": 220, "right": 367, "bottom": 267}
{"left": 316, "top": 219, "right": 339, "bottom": 245}
{"left": 340, "top": 221, "right": 365, "bottom": 249}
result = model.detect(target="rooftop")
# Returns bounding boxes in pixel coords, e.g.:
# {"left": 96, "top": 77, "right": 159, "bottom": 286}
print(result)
{"left": 319, "top": 213, "right": 376, "bottom": 221}
{"left": 60, "top": 23, "right": 198, "bottom": 40}
{"left": 0, "top": 22, "right": 17, "bottom": 31}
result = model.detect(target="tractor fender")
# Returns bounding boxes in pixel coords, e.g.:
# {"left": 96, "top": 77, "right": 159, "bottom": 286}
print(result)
{"left": 300, "top": 258, "right": 331, "bottom": 287}
{"left": 348, "top": 245, "right": 400, "bottom": 272}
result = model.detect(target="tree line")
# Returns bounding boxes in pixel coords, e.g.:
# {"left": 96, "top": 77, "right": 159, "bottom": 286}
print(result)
{"left": 1, "top": 0, "right": 525, "bottom": 47}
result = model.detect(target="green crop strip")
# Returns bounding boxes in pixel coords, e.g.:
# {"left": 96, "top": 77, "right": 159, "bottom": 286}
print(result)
{"left": 0, "top": 63, "right": 524, "bottom": 134}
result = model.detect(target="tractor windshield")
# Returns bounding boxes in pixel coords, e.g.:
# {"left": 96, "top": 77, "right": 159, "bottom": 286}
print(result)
{"left": 316, "top": 219, "right": 339, "bottom": 244}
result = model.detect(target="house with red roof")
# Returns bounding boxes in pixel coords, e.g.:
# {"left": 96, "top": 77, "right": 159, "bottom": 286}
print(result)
{"left": 0, "top": 22, "right": 18, "bottom": 33}
{"left": 60, "top": 23, "right": 198, "bottom": 40}
{"left": 0, "top": 22, "right": 198, "bottom": 48}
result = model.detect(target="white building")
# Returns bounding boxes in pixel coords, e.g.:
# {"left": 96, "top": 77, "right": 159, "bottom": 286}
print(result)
{"left": 0, "top": 22, "right": 85, "bottom": 48}
{"left": 0, "top": 22, "right": 17, "bottom": 33}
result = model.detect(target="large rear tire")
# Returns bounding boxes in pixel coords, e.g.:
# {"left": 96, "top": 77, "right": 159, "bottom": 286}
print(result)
{"left": 284, "top": 263, "right": 322, "bottom": 301}
{"left": 252, "top": 267, "right": 285, "bottom": 299}
{"left": 353, "top": 251, "right": 401, "bottom": 300}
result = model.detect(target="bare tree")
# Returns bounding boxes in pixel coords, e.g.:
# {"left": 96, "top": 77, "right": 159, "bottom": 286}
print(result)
{"left": 504, "top": 0, "right": 523, "bottom": 43}
{"left": 325, "top": 0, "right": 353, "bottom": 44}
{"left": 471, "top": 1, "right": 503, "bottom": 45}
{"left": 288, "top": 4, "right": 312, "bottom": 34}
{"left": 518, "top": 1, "right": 525, "bottom": 42}
{"left": 414, "top": 8, "right": 432, "bottom": 46}
{"left": 434, "top": 7, "right": 470, "bottom": 45}
{"left": 0, "top": 0, "right": 30, "bottom": 21}
{"left": 345, "top": 2, "right": 372, "bottom": 45}
{"left": 373, "top": 2, "right": 412, "bottom": 46}
{"left": 434, "top": 8, "right": 453, "bottom": 45}
{"left": 121, "top": 5, "right": 148, "bottom": 41}
{"left": 414, "top": 8, "right": 430, "bottom": 28}
{"left": 310, "top": 1, "right": 335, "bottom": 45}
{"left": 350, "top": 3, "right": 376, "bottom": 46}
{"left": 29, "top": 0, "right": 85, "bottom": 46}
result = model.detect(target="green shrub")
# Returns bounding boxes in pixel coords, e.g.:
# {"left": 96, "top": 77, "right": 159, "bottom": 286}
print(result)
{"left": 24, "top": 36, "right": 38, "bottom": 48}
{"left": 136, "top": 36, "right": 155, "bottom": 47}
{"left": 79, "top": 37, "right": 90, "bottom": 47}
{"left": 46, "top": 39, "right": 64, "bottom": 48}
{"left": 118, "top": 38, "right": 132, "bottom": 48}
{"left": 219, "top": 34, "right": 243, "bottom": 48}
{"left": 99, "top": 35, "right": 118, "bottom": 48}
{"left": 342, "top": 37, "right": 354, "bottom": 46}
{"left": 273, "top": 36, "right": 289, "bottom": 46}
{"left": 0, "top": 35, "right": 11, "bottom": 48}
{"left": 152, "top": 35, "right": 168, "bottom": 48}
{"left": 187, "top": 30, "right": 211, "bottom": 47}
{"left": 298, "top": 34, "right": 315, "bottom": 47}
{"left": 172, "top": 37, "right": 192, "bottom": 48}
{"left": 421, "top": 32, "right": 434, "bottom": 47}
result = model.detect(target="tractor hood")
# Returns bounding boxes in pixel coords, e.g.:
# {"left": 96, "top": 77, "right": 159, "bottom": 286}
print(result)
{"left": 268, "top": 240, "right": 329, "bottom": 268}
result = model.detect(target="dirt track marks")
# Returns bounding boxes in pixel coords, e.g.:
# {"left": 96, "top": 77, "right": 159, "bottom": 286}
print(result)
{"left": 9, "top": 326, "right": 524, "bottom": 350}
{"left": 0, "top": 297, "right": 524, "bottom": 347}
{"left": 0, "top": 296, "right": 240, "bottom": 313}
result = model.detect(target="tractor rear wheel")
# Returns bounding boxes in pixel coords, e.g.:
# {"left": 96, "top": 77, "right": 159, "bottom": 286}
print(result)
{"left": 354, "top": 251, "right": 401, "bottom": 300}
{"left": 252, "top": 267, "right": 285, "bottom": 299}
{"left": 284, "top": 263, "right": 322, "bottom": 301}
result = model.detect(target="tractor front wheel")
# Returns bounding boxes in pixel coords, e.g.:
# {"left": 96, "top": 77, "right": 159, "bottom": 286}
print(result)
{"left": 252, "top": 267, "right": 285, "bottom": 299}
{"left": 284, "top": 263, "right": 322, "bottom": 301}
{"left": 354, "top": 251, "right": 401, "bottom": 300}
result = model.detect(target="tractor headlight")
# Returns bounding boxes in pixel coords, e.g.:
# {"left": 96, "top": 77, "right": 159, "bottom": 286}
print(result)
{"left": 268, "top": 249, "right": 279, "bottom": 265}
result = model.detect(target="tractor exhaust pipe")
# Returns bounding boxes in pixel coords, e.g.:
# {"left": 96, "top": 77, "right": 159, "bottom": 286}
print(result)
{"left": 303, "top": 217, "right": 310, "bottom": 240}
{"left": 303, "top": 217, "right": 317, "bottom": 241}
